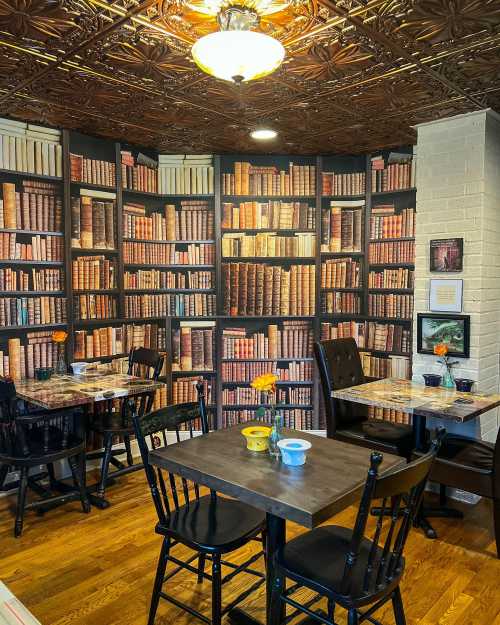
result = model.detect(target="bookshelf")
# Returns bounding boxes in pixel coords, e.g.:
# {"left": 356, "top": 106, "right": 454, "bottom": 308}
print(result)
{"left": 0, "top": 116, "right": 416, "bottom": 430}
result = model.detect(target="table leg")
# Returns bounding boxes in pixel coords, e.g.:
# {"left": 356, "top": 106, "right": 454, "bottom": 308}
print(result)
{"left": 228, "top": 513, "right": 286, "bottom": 625}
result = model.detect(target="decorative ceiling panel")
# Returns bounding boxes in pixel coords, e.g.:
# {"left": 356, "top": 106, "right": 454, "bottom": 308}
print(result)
{"left": 1, "top": 0, "right": 500, "bottom": 154}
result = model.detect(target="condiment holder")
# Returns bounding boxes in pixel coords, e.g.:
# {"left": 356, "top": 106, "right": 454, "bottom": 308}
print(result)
{"left": 34, "top": 367, "right": 53, "bottom": 381}
{"left": 277, "top": 439, "right": 312, "bottom": 466}
{"left": 241, "top": 426, "right": 271, "bottom": 452}
{"left": 422, "top": 374, "right": 442, "bottom": 387}
{"left": 71, "top": 362, "right": 89, "bottom": 375}
{"left": 455, "top": 378, "right": 475, "bottom": 393}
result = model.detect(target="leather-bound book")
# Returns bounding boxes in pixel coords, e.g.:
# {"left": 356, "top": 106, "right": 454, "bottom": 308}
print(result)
{"left": 192, "top": 329, "right": 204, "bottom": 370}
{"left": 268, "top": 324, "right": 278, "bottom": 359}
{"left": 238, "top": 262, "right": 248, "bottom": 316}
{"left": 80, "top": 196, "right": 93, "bottom": 248}
{"left": 229, "top": 263, "right": 239, "bottom": 316}
{"left": 2, "top": 183, "right": 16, "bottom": 229}
{"left": 272, "top": 266, "right": 281, "bottom": 316}
{"left": 203, "top": 329, "right": 213, "bottom": 370}
{"left": 255, "top": 263, "right": 264, "bottom": 316}
{"left": 92, "top": 201, "right": 106, "bottom": 249}
{"left": 8, "top": 338, "right": 21, "bottom": 381}
{"left": 246, "top": 262, "right": 256, "bottom": 316}
{"left": 104, "top": 201, "right": 115, "bottom": 249}
{"left": 263, "top": 265, "right": 273, "bottom": 315}
{"left": 280, "top": 269, "right": 290, "bottom": 316}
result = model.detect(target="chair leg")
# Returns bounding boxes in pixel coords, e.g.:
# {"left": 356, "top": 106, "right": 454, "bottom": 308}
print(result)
{"left": 0, "top": 463, "right": 9, "bottom": 490}
{"left": 47, "top": 463, "right": 57, "bottom": 489}
{"left": 493, "top": 498, "right": 500, "bottom": 558}
{"left": 211, "top": 553, "right": 222, "bottom": 625}
{"left": 14, "top": 467, "right": 29, "bottom": 538}
{"left": 439, "top": 483, "right": 447, "bottom": 506}
{"left": 124, "top": 434, "right": 134, "bottom": 467}
{"left": 327, "top": 598, "right": 335, "bottom": 621}
{"left": 347, "top": 609, "right": 359, "bottom": 625}
{"left": 392, "top": 587, "right": 406, "bottom": 625}
{"left": 97, "top": 433, "right": 114, "bottom": 498}
{"left": 268, "top": 564, "right": 284, "bottom": 625}
{"left": 69, "top": 454, "right": 90, "bottom": 514}
{"left": 197, "top": 554, "right": 206, "bottom": 583}
{"left": 148, "top": 537, "right": 170, "bottom": 625}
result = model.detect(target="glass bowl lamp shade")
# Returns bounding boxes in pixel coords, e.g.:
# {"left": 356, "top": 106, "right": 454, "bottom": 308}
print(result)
{"left": 191, "top": 29, "right": 285, "bottom": 82}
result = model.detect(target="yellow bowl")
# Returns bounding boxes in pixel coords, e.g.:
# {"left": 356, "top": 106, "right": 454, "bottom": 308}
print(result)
{"left": 241, "top": 426, "right": 271, "bottom": 452}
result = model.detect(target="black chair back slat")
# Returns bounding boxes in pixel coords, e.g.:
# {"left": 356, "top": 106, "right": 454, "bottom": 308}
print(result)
{"left": 128, "top": 347, "right": 164, "bottom": 380}
{"left": 132, "top": 382, "right": 208, "bottom": 524}
{"left": 341, "top": 439, "right": 440, "bottom": 597}
{"left": 314, "top": 338, "right": 368, "bottom": 435}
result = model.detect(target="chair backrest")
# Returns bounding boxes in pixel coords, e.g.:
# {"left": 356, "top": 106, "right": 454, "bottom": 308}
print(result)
{"left": 132, "top": 381, "right": 209, "bottom": 526}
{"left": 314, "top": 338, "right": 367, "bottom": 435}
{"left": 127, "top": 347, "right": 164, "bottom": 380}
{"left": 0, "top": 378, "right": 18, "bottom": 456}
{"left": 340, "top": 439, "right": 440, "bottom": 597}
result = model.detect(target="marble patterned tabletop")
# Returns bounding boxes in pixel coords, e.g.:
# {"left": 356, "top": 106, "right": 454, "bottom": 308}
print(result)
{"left": 332, "top": 378, "right": 500, "bottom": 423}
{"left": 15, "top": 372, "right": 162, "bottom": 410}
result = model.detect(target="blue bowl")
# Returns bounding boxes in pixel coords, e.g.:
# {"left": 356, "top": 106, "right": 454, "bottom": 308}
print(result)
{"left": 277, "top": 439, "right": 312, "bottom": 466}
{"left": 423, "top": 374, "right": 442, "bottom": 387}
{"left": 455, "top": 378, "right": 474, "bottom": 393}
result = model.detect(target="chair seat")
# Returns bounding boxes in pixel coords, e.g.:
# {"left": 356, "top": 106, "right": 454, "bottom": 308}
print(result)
{"left": 157, "top": 495, "right": 265, "bottom": 554}
{"left": 1, "top": 425, "right": 84, "bottom": 463}
{"left": 337, "top": 419, "right": 414, "bottom": 457}
{"left": 281, "top": 525, "right": 404, "bottom": 607}
{"left": 89, "top": 412, "right": 133, "bottom": 434}
{"left": 431, "top": 435, "right": 494, "bottom": 498}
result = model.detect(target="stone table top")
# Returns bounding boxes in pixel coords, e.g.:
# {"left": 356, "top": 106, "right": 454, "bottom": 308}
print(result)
{"left": 149, "top": 422, "right": 405, "bottom": 528}
{"left": 15, "top": 372, "right": 162, "bottom": 410}
{"left": 332, "top": 378, "right": 500, "bottom": 423}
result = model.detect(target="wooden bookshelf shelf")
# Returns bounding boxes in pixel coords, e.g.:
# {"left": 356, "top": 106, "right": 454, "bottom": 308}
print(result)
{"left": 368, "top": 288, "right": 414, "bottom": 294}
{"left": 222, "top": 195, "right": 315, "bottom": 200}
{"left": 222, "top": 403, "right": 313, "bottom": 409}
{"left": 321, "top": 251, "right": 364, "bottom": 256}
{"left": 222, "top": 229, "right": 316, "bottom": 234}
{"left": 73, "top": 353, "right": 127, "bottom": 363}
{"left": 0, "top": 322, "right": 67, "bottom": 331}
{"left": 0, "top": 168, "right": 62, "bottom": 182}
{"left": 372, "top": 187, "right": 416, "bottom": 197}
{"left": 124, "top": 288, "right": 214, "bottom": 294}
{"left": 362, "top": 348, "right": 411, "bottom": 358}
{"left": 73, "top": 289, "right": 119, "bottom": 294}
{"left": 2, "top": 290, "right": 65, "bottom": 296}
{"left": 221, "top": 256, "right": 316, "bottom": 261}
{"left": 124, "top": 263, "right": 214, "bottom": 269}
{"left": 366, "top": 316, "right": 412, "bottom": 323}
{"left": 0, "top": 260, "right": 64, "bottom": 266}
{"left": 122, "top": 189, "right": 214, "bottom": 200}
{"left": 218, "top": 315, "right": 316, "bottom": 320}
{"left": 222, "top": 380, "right": 313, "bottom": 386}
{"left": 123, "top": 238, "right": 215, "bottom": 244}
{"left": 369, "top": 237, "right": 415, "bottom": 243}
{"left": 0, "top": 228, "right": 64, "bottom": 236}
{"left": 172, "top": 370, "right": 214, "bottom": 375}
{"left": 320, "top": 287, "right": 363, "bottom": 292}
{"left": 321, "top": 194, "right": 365, "bottom": 200}
{"left": 221, "top": 357, "right": 314, "bottom": 363}
{"left": 369, "top": 263, "right": 415, "bottom": 269}
{"left": 71, "top": 248, "right": 118, "bottom": 255}
{"left": 70, "top": 180, "right": 116, "bottom": 192}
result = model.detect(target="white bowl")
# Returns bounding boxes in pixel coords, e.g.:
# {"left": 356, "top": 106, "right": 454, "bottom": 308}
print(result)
{"left": 277, "top": 438, "right": 312, "bottom": 466}
{"left": 71, "top": 362, "right": 89, "bottom": 375}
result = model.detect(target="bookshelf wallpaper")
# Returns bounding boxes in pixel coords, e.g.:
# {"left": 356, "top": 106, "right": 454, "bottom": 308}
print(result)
{"left": 0, "top": 121, "right": 416, "bottom": 430}
{"left": 0, "top": 1, "right": 499, "bottom": 154}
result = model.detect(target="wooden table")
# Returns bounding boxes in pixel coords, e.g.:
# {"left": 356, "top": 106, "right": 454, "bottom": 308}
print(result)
{"left": 16, "top": 371, "right": 162, "bottom": 508}
{"left": 332, "top": 377, "right": 500, "bottom": 537}
{"left": 149, "top": 421, "right": 405, "bottom": 625}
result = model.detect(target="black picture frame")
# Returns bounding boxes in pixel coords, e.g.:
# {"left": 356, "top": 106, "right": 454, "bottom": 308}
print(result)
{"left": 417, "top": 313, "right": 470, "bottom": 358}
{"left": 429, "top": 237, "right": 463, "bottom": 272}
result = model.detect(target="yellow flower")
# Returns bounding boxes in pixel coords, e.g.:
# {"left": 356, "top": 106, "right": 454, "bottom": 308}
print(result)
{"left": 52, "top": 330, "right": 68, "bottom": 343}
{"left": 434, "top": 343, "right": 448, "bottom": 357}
{"left": 251, "top": 372, "right": 278, "bottom": 393}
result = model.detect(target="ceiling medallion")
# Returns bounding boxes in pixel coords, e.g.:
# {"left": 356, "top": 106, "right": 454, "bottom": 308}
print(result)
{"left": 191, "top": 5, "right": 285, "bottom": 82}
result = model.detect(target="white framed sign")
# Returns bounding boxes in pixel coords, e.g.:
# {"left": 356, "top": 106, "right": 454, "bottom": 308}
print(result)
{"left": 429, "top": 278, "right": 463, "bottom": 313}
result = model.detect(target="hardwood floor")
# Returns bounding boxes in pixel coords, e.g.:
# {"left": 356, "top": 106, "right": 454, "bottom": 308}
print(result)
{"left": 0, "top": 470, "right": 498, "bottom": 625}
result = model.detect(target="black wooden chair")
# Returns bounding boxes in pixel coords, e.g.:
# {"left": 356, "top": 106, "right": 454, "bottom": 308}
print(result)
{"left": 428, "top": 428, "right": 500, "bottom": 557}
{"left": 87, "top": 347, "right": 165, "bottom": 500}
{"left": 132, "top": 382, "right": 266, "bottom": 625}
{"left": 0, "top": 378, "right": 90, "bottom": 537}
{"left": 268, "top": 442, "right": 440, "bottom": 625}
{"left": 315, "top": 338, "right": 414, "bottom": 459}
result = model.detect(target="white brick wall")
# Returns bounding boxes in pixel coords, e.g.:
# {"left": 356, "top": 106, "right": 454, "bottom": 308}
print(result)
{"left": 413, "top": 110, "right": 500, "bottom": 442}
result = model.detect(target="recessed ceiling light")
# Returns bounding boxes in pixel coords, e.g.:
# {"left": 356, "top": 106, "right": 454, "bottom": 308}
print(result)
{"left": 250, "top": 128, "right": 278, "bottom": 140}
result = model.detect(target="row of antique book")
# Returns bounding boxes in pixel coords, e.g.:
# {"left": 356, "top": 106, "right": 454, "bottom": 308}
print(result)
{"left": 0, "top": 267, "right": 62, "bottom": 292}
{"left": 173, "top": 377, "right": 213, "bottom": 405}
{"left": 221, "top": 387, "right": 312, "bottom": 406}
{"left": 321, "top": 258, "right": 361, "bottom": 289}
{"left": 123, "top": 242, "right": 215, "bottom": 265}
{"left": 73, "top": 294, "right": 117, "bottom": 320}
{"left": 371, "top": 156, "right": 415, "bottom": 192}
{"left": 0, "top": 233, "right": 63, "bottom": 261}
{"left": 320, "top": 202, "right": 363, "bottom": 253}
{"left": 320, "top": 292, "right": 361, "bottom": 314}
{"left": 0, "top": 296, "right": 66, "bottom": 327}
{"left": 222, "top": 323, "right": 313, "bottom": 359}
{"left": 158, "top": 154, "right": 214, "bottom": 195}
{"left": 221, "top": 201, "right": 315, "bottom": 230}
{"left": 368, "top": 241, "right": 415, "bottom": 264}
{"left": 73, "top": 322, "right": 166, "bottom": 360}
{"left": 123, "top": 201, "right": 214, "bottom": 241}
{"left": 320, "top": 321, "right": 411, "bottom": 354}
{"left": 71, "top": 196, "right": 116, "bottom": 249}
{"left": 222, "top": 408, "right": 313, "bottom": 430}
{"left": 0, "top": 333, "right": 58, "bottom": 380}
{"left": 321, "top": 171, "right": 366, "bottom": 196}
{"left": 0, "top": 181, "right": 63, "bottom": 232}
{"left": 368, "top": 294, "right": 414, "bottom": 319}
{"left": 359, "top": 352, "right": 410, "bottom": 379}
{"left": 222, "top": 162, "right": 316, "bottom": 196}
{"left": 72, "top": 256, "right": 116, "bottom": 291}
{"left": 0, "top": 118, "right": 62, "bottom": 177}
{"left": 172, "top": 325, "right": 214, "bottom": 371}
{"left": 222, "top": 233, "right": 316, "bottom": 258}
{"left": 222, "top": 263, "right": 316, "bottom": 316}
{"left": 70, "top": 154, "right": 116, "bottom": 188}
{"left": 121, "top": 151, "right": 158, "bottom": 193}
{"left": 124, "top": 293, "right": 217, "bottom": 318}
{"left": 370, "top": 206, "right": 416, "bottom": 240}
{"left": 368, "top": 268, "right": 414, "bottom": 290}
{"left": 123, "top": 269, "right": 213, "bottom": 291}
{"left": 222, "top": 360, "right": 313, "bottom": 382}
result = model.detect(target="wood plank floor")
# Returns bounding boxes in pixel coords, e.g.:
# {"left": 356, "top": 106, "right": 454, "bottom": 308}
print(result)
{"left": 0, "top": 470, "right": 498, "bottom": 625}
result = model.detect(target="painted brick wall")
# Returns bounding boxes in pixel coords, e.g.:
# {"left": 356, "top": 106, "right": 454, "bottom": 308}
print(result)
{"left": 413, "top": 110, "right": 500, "bottom": 442}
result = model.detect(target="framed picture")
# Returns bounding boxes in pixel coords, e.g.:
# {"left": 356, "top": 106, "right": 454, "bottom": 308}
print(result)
{"left": 430, "top": 238, "right": 463, "bottom": 272}
{"left": 429, "top": 279, "right": 463, "bottom": 313}
{"left": 417, "top": 313, "right": 470, "bottom": 358}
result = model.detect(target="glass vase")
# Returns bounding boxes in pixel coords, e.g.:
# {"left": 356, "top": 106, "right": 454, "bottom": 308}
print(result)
{"left": 55, "top": 343, "right": 67, "bottom": 375}
{"left": 268, "top": 413, "right": 283, "bottom": 459}
{"left": 441, "top": 366, "right": 454, "bottom": 389}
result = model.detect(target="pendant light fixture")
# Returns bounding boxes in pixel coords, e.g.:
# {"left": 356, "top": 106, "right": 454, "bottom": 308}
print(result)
{"left": 191, "top": 5, "right": 285, "bottom": 83}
